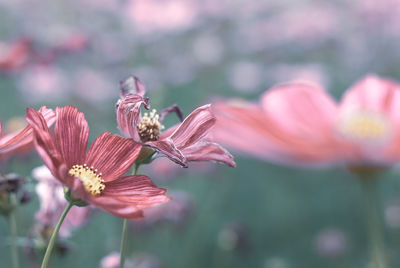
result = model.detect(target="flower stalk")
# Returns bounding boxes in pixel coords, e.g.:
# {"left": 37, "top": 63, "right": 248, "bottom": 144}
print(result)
{"left": 360, "top": 175, "right": 387, "bottom": 268}
{"left": 40, "top": 200, "right": 74, "bottom": 268}
{"left": 119, "top": 164, "right": 140, "bottom": 268}
{"left": 9, "top": 193, "right": 19, "bottom": 268}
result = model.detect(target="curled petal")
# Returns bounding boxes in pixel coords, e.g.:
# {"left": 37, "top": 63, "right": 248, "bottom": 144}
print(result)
{"left": 116, "top": 94, "right": 149, "bottom": 141}
{"left": 54, "top": 106, "right": 89, "bottom": 168}
{"left": 159, "top": 104, "right": 184, "bottom": 122}
{"left": 120, "top": 76, "right": 147, "bottom": 97}
{"left": 182, "top": 141, "right": 236, "bottom": 167}
{"left": 0, "top": 106, "right": 56, "bottom": 156}
{"left": 25, "top": 107, "right": 69, "bottom": 183}
{"left": 86, "top": 132, "right": 141, "bottom": 181}
{"left": 147, "top": 139, "right": 187, "bottom": 167}
{"left": 103, "top": 175, "right": 170, "bottom": 209}
{"left": 169, "top": 104, "right": 216, "bottom": 149}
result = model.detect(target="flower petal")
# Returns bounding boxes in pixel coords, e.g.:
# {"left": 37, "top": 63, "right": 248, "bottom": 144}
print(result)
{"left": 25, "top": 107, "right": 69, "bottom": 183}
{"left": 214, "top": 82, "right": 343, "bottom": 166}
{"left": 54, "top": 106, "right": 89, "bottom": 168}
{"left": 181, "top": 141, "right": 236, "bottom": 167}
{"left": 0, "top": 106, "right": 56, "bottom": 156}
{"left": 120, "top": 76, "right": 147, "bottom": 97}
{"left": 169, "top": 104, "right": 216, "bottom": 150}
{"left": 340, "top": 75, "right": 400, "bottom": 124}
{"left": 88, "top": 194, "right": 144, "bottom": 219}
{"left": 103, "top": 175, "right": 170, "bottom": 209}
{"left": 116, "top": 94, "right": 149, "bottom": 141}
{"left": 147, "top": 139, "right": 187, "bottom": 167}
{"left": 85, "top": 132, "right": 141, "bottom": 181}
{"left": 261, "top": 82, "right": 338, "bottom": 142}
{"left": 213, "top": 101, "right": 293, "bottom": 162}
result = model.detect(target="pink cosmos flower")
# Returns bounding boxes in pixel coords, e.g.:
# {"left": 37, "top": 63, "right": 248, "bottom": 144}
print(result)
{"left": 33, "top": 165, "right": 90, "bottom": 238}
{"left": 212, "top": 75, "right": 400, "bottom": 167}
{"left": 0, "top": 106, "right": 55, "bottom": 161}
{"left": 26, "top": 105, "right": 170, "bottom": 219}
{"left": 116, "top": 76, "right": 235, "bottom": 168}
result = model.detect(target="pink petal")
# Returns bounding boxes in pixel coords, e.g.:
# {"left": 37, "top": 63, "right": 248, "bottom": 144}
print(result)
{"left": 88, "top": 195, "right": 144, "bottom": 219}
{"left": 340, "top": 75, "right": 400, "bottom": 125}
{"left": 85, "top": 132, "right": 141, "bottom": 181}
{"left": 116, "top": 94, "right": 148, "bottom": 141}
{"left": 213, "top": 83, "right": 343, "bottom": 166}
{"left": 261, "top": 82, "right": 338, "bottom": 142}
{"left": 103, "top": 175, "right": 170, "bottom": 209}
{"left": 169, "top": 104, "right": 216, "bottom": 149}
{"left": 147, "top": 139, "right": 187, "bottom": 167}
{"left": 25, "top": 107, "right": 69, "bottom": 184}
{"left": 181, "top": 141, "right": 236, "bottom": 167}
{"left": 120, "top": 76, "right": 147, "bottom": 97}
{"left": 259, "top": 83, "right": 343, "bottom": 163}
{"left": 54, "top": 106, "right": 89, "bottom": 168}
{"left": 0, "top": 106, "right": 56, "bottom": 156}
{"left": 213, "top": 101, "right": 297, "bottom": 163}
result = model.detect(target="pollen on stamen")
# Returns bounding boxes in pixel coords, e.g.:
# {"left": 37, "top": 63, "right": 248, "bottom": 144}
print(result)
{"left": 68, "top": 164, "right": 105, "bottom": 196}
{"left": 337, "top": 111, "right": 391, "bottom": 144}
{"left": 137, "top": 109, "right": 165, "bottom": 142}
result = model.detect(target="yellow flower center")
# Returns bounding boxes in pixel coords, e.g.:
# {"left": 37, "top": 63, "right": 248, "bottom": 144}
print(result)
{"left": 137, "top": 109, "right": 165, "bottom": 142}
{"left": 338, "top": 111, "right": 390, "bottom": 143}
{"left": 68, "top": 164, "right": 105, "bottom": 196}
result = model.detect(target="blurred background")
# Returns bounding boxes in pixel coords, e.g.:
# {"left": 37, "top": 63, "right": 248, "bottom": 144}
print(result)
{"left": 1, "top": 0, "right": 400, "bottom": 267}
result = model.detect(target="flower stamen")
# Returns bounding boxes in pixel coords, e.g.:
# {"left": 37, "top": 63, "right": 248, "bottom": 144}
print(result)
{"left": 68, "top": 164, "right": 105, "bottom": 196}
{"left": 137, "top": 109, "right": 165, "bottom": 142}
{"left": 338, "top": 111, "right": 390, "bottom": 144}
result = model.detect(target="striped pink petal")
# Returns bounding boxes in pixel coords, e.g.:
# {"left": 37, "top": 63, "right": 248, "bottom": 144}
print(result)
{"left": 103, "top": 175, "right": 170, "bottom": 209}
{"left": 25, "top": 107, "right": 69, "bottom": 184}
{"left": 169, "top": 104, "right": 216, "bottom": 149}
{"left": 54, "top": 106, "right": 89, "bottom": 168}
{"left": 147, "top": 139, "right": 187, "bottom": 167}
{"left": 181, "top": 141, "right": 236, "bottom": 167}
{"left": 85, "top": 132, "right": 141, "bottom": 181}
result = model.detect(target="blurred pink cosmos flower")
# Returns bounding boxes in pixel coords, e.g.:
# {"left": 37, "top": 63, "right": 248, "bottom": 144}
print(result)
{"left": 0, "top": 38, "right": 32, "bottom": 72}
{"left": 0, "top": 106, "right": 55, "bottom": 161}
{"left": 26, "top": 105, "right": 170, "bottom": 219}
{"left": 213, "top": 75, "right": 400, "bottom": 167}
{"left": 116, "top": 76, "right": 235, "bottom": 168}
{"left": 33, "top": 165, "right": 90, "bottom": 238}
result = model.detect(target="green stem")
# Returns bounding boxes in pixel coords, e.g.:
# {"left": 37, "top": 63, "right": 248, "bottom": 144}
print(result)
{"left": 119, "top": 218, "right": 129, "bottom": 268}
{"left": 361, "top": 176, "right": 387, "bottom": 268}
{"left": 9, "top": 194, "right": 19, "bottom": 268}
{"left": 119, "top": 164, "right": 140, "bottom": 268}
{"left": 41, "top": 201, "right": 74, "bottom": 268}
